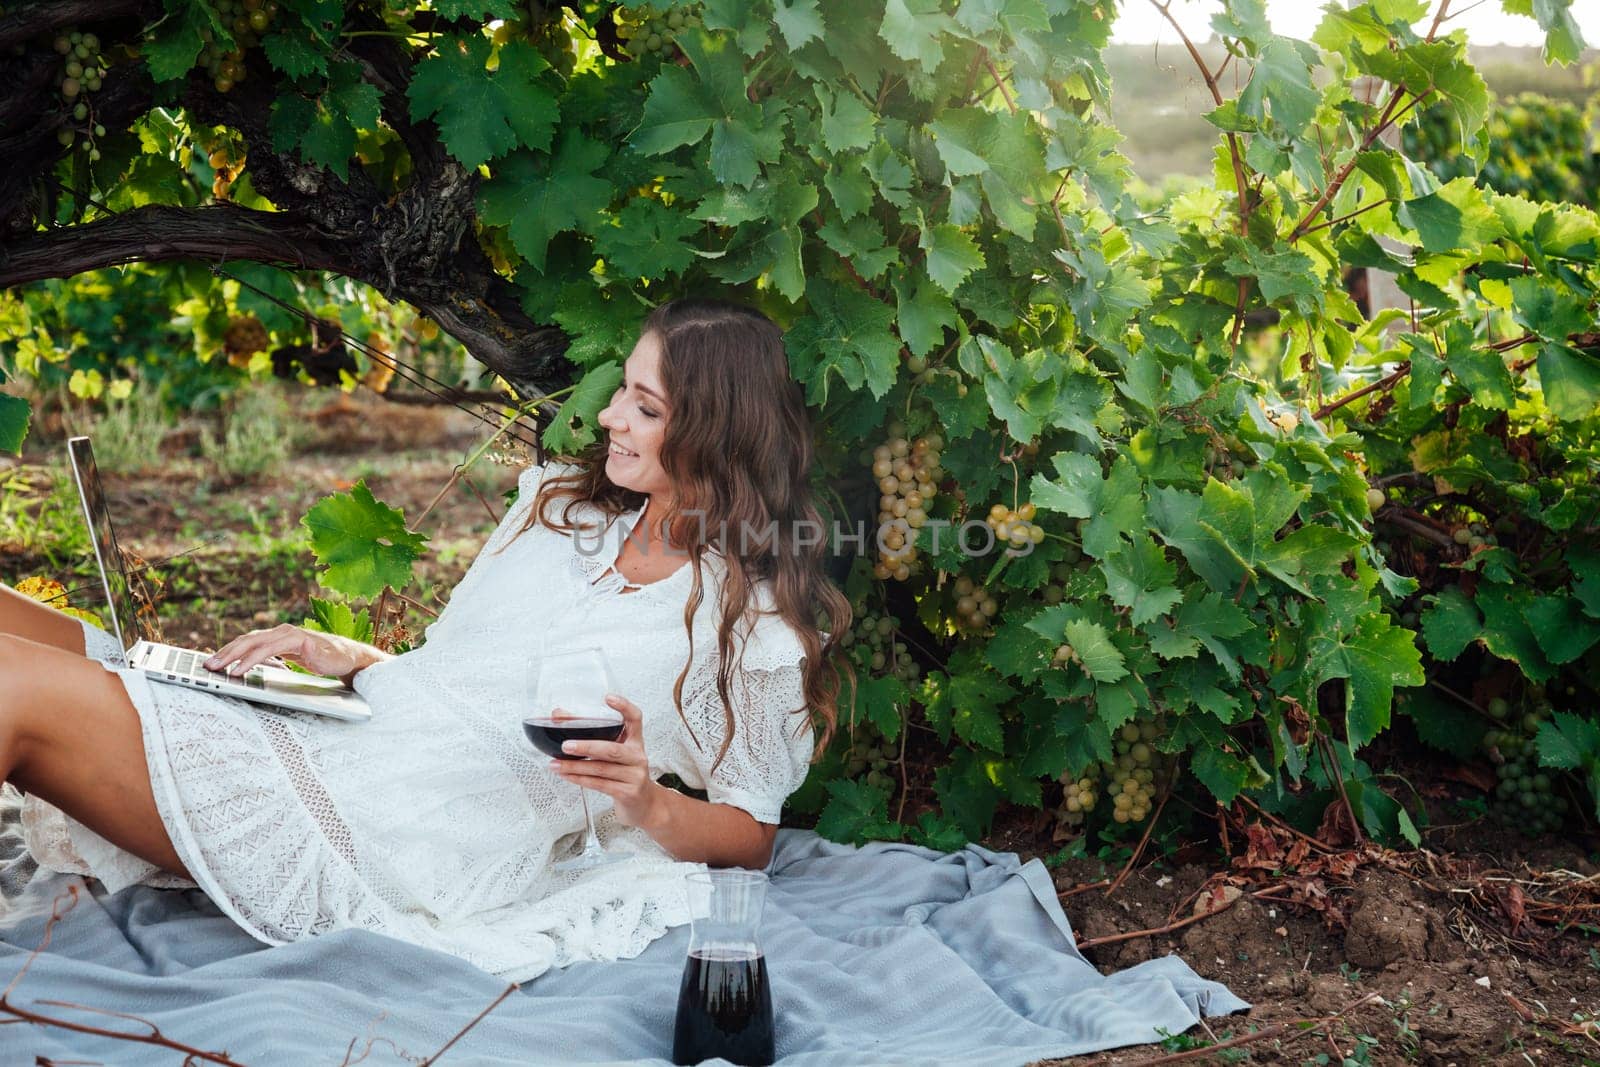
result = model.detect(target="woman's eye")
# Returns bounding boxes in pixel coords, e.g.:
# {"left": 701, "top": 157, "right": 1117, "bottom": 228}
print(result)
{"left": 640, "top": 406, "right": 660, "bottom": 419}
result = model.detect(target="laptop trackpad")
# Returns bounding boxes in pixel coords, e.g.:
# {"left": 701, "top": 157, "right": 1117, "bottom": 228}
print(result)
{"left": 249, "top": 664, "right": 352, "bottom": 694}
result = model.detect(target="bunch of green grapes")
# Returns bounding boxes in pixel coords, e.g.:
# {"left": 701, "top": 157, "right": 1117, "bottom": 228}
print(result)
{"left": 843, "top": 727, "right": 895, "bottom": 791}
{"left": 951, "top": 574, "right": 998, "bottom": 631}
{"left": 1451, "top": 520, "right": 1499, "bottom": 551}
{"left": 198, "top": 0, "right": 280, "bottom": 92}
{"left": 1054, "top": 768, "right": 1100, "bottom": 827}
{"left": 615, "top": 3, "right": 701, "bottom": 59}
{"left": 205, "top": 141, "right": 247, "bottom": 200}
{"left": 839, "top": 609, "right": 919, "bottom": 684}
{"left": 985, "top": 501, "right": 1044, "bottom": 552}
{"left": 867, "top": 425, "right": 943, "bottom": 582}
{"left": 1103, "top": 720, "right": 1162, "bottom": 825}
{"left": 1483, "top": 696, "right": 1566, "bottom": 833}
{"left": 1039, "top": 554, "right": 1079, "bottom": 606}
{"left": 52, "top": 30, "right": 108, "bottom": 158}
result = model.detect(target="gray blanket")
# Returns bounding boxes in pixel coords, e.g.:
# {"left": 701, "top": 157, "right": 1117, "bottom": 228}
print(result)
{"left": 0, "top": 793, "right": 1247, "bottom": 1064}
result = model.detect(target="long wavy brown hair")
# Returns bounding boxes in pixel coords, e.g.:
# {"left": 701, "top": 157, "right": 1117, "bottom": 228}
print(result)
{"left": 516, "top": 299, "right": 852, "bottom": 773}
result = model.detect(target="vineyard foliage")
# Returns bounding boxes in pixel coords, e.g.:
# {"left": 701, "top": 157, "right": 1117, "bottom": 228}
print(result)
{"left": 2, "top": 0, "right": 1598, "bottom": 849}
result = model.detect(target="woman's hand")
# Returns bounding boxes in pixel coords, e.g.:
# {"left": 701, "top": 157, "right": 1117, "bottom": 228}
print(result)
{"left": 204, "top": 624, "right": 389, "bottom": 686}
{"left": 550, "top": 693, "right": 668, "bottom": 831}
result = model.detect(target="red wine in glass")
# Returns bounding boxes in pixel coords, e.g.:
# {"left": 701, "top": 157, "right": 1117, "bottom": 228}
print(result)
{"left": 523, "top": 716, "right": 625, "bottom": 759}
{"left": 672, "top": 948, "right": 774, "bottom": 1066}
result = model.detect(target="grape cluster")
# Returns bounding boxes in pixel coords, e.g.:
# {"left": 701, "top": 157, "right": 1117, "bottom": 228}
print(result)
{"left": 198, "top": 0, "right": 280, "bottom": 93}
{"left": 1053, "top": 721, "right": 1164, "bottom": 832}
{"left": 985, "top": 501, "right": 1044, "bottom": 552}
{"left": 867, "top": 427, "right": 943, "bottom": 582}
{"left": 362, "top": 333, "right": 397, "bottom": 393}
{"left": 839, "top": 610, "right": 919, "bottom": 685}
{"left": 1451, "top": 520, "right": 1498, "bottom": 550}
{"left": 222, "top": 314, "right": 268, "bottom": 368}
{"left": 1105, "top": 721, "right": 1161, "bottom": 825}
{"left": 52, "top": 31, "right": 108, "bottom": 158}
{"left": 1040, "top": 554, "right": 1080, "bottom": 605}
{"left": 615, "top": 4, "right": 701, "bottom": 58}
{"left": 951, "top": 574, "right": 998, "bottom": 631}
{"left": 206, "top": 143, "right": 246, "bottom": 201}
{"left": 1483, "top": 696, "right": 1566, "bottom": 833}
{"left": 844, "top": 732, "right": 895, "bottom": 792}
{"left": 1055, "top": 770, "right": 1099, "bottom": 827}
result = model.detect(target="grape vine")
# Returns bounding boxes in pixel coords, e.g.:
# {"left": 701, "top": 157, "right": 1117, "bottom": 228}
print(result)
{"left": 0, "top": 0, "right": 1596, "bottom": 854}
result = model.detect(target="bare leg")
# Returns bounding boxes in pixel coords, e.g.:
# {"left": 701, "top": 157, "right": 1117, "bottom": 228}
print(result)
{"left": 1, "top": 632, "right": 188, "bottom": 877}
{"left": 0, "top": 582, "right": 89, "bottom": 655}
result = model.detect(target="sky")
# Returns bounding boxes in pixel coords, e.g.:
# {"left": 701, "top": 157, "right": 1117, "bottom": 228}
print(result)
{"left": 1111, "top": 0, "right": 1600, "bottom": 47}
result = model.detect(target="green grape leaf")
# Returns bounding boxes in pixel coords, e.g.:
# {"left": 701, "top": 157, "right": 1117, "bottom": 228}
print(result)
{"left": 774, "top": 0, "right": 827, "bottom": 50}
{"left": 408, "top": 37, "right": 558, "bottom": 169}
{"left": 267, "top": 62, "right": 381, "bottom": 180}
{"left": 1101, "top": 533, "right": 1182, "bottom": 627}
{"left": 1061, "top": 618, "right": 1128, "bottom": 683}
{"left": 815, "top": 779, "right": 899, "bottom": 844}
{"left": 1502, "top": 0, "right": 1586, "bottom": 65}
{"left": 547, "top": 283, "right": 647, "bottom": 369}
{"left": 815, "top": 84, "right": 876, "bottom": 154}
{"left": 304, "top": 597, "right": 374, "bottom": 644}
{"left": 1397, "top": 177, "right": 1504, "bottom": 253}
{"left": 302, "top": 481, "right": 429, "bottom": 598}
{"left": 1477, "top": 583, "right": 1557, "bottom": 681}
{"left": 1190, "top": 745, "right": 1266, "bottom": 806}
{"left": 592, "top": 199, "right": 702, "bottom": 282}
{"left": 144, "top": 0, "right": 231, "bottom": 82}
{"left": 631, "top": 64, "right": 720, "bottom": 155}
{"left": 893, "top": 268, "right": 957, "bottom": 358}
{"left": 879, "top": 0, "right": 949, "bottom": 69}
{"left": 478, "top": 133, "right": 612, "bottom": 272}
{"left": 1029, "top": 453, "right": 1143, "bottom": 560}
{"left": 0, "top": 394, "right": 30, "bottom": 455}
{"left": 1509, "top": 276, "right": 1589, "bottom": 345}
{"left": 932, "top": 749, "right": 1000, "bottom": 840}
{"left": 1420, "top": 584, "right": 1480, "bottom": 661}
{"left": 1398, "top": 689, "right": 1482, "bottom": 761}
{"left": 1537, "top": 344, "right": 1600, "bottom": 423}
{"left": 926, "top": 108, "right": 1044, "bottom": 237}
{"left": 784, "top": 279, "right": 900, "bottom": 403}
{"left": 817, "top": 214, "right": 897, "bottom": 280}
{"left": 1236, "top": 38, "right": 1319, "bottom": 137}
{"left": 1307, "top": 612, "right": 1425, "bottom": 750}
{"left": 845, "top": 673, "right": 908, "bottom": 743}
{"left": 429, "top": 0, "right": 520, "bottom": 17}
{"left": 1536, "top": 711, "right": 1600, "bottom": 772}
{"left": 542, "top": 361, "right": 623, "bottom": 454}
{"left": 262, "top": 28, "right": 329, "bottom": 79}
{"left": 1522, "top": 594, "right": 1600, "bottom": 665}
{"left": 919, "top": 222, "right": 986, "bottom": 295}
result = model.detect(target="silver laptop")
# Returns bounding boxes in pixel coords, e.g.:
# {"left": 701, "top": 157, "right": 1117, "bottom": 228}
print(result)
{"left": 67, "top": 436, "right": 372, "bottom": 722}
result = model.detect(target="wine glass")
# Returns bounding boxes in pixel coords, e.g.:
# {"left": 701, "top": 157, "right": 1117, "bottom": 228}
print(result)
{"left": 525, "top": 645, "right": 634, "bottom": 870}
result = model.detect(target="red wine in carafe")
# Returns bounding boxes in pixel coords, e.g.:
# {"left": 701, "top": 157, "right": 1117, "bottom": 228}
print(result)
{"left": 522, "top": 717, "right": 624, "bottom": 760}
{"left": 672, "top": 948, "right": 774, "bottom": 1066}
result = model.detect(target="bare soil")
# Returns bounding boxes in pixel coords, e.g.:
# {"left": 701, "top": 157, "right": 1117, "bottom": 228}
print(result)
{"left": 5, "top": 392, "right": 1600, "bottom": 1066}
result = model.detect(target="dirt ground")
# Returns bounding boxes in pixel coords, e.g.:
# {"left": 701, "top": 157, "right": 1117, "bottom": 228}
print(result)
{"left": 4, "top": 391, "right": 1600, "bottom": 1066}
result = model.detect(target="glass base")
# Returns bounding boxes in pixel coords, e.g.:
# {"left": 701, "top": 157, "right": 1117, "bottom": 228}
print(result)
{"left": 552, "top": 846, "right": 635, "bottom": 872}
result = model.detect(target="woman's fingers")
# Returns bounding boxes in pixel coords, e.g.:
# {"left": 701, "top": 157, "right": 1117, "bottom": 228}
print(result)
{"left": 205, "top": 626, "right": 304, "bottom": 675}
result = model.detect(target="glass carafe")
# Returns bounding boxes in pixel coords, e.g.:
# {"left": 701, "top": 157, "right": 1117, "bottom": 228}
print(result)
{"left": 672, "top": 869, "right": 775, "bottom": 1067}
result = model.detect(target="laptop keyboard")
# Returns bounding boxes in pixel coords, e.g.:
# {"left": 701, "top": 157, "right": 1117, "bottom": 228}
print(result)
{"left": 161, "top": 647, "right": 206, "bottom": 677}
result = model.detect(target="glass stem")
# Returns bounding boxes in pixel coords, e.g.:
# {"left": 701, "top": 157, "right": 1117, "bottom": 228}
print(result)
{"left": 577, "top": 786, "right": 603, "bottom": 855}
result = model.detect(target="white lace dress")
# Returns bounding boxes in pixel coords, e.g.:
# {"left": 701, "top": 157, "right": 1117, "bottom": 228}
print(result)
{"left": 20, "top": 461, "right": 816, "bottom": 982}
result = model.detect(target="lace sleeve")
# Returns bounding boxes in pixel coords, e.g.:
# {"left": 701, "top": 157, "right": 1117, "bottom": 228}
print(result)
{"left": 677, "top": 617, "right": 815, "bottom": 825}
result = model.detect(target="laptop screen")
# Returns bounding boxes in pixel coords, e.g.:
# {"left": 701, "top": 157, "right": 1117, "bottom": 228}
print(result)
{"left": 66, "top": 437, "right": 141, "bottom": 653}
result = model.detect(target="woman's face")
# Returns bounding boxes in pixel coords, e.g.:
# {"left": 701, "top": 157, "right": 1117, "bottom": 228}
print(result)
{"left": 597, "top": 330, "right": 673, "bottom": 502}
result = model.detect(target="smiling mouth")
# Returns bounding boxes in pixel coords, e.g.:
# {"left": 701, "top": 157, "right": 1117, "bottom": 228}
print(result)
{"left": 609, "top": 443, "right": 638, "bottom": 458}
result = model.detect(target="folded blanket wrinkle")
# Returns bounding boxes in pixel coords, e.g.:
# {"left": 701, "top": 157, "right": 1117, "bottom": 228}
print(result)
{"left": 1, "top": 791, "right": 1248, "bottom": 1065}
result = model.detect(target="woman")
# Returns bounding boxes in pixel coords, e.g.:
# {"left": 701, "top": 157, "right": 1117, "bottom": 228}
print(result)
{"left": 1, "top": 299, "right": 850, "bottom": 982}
